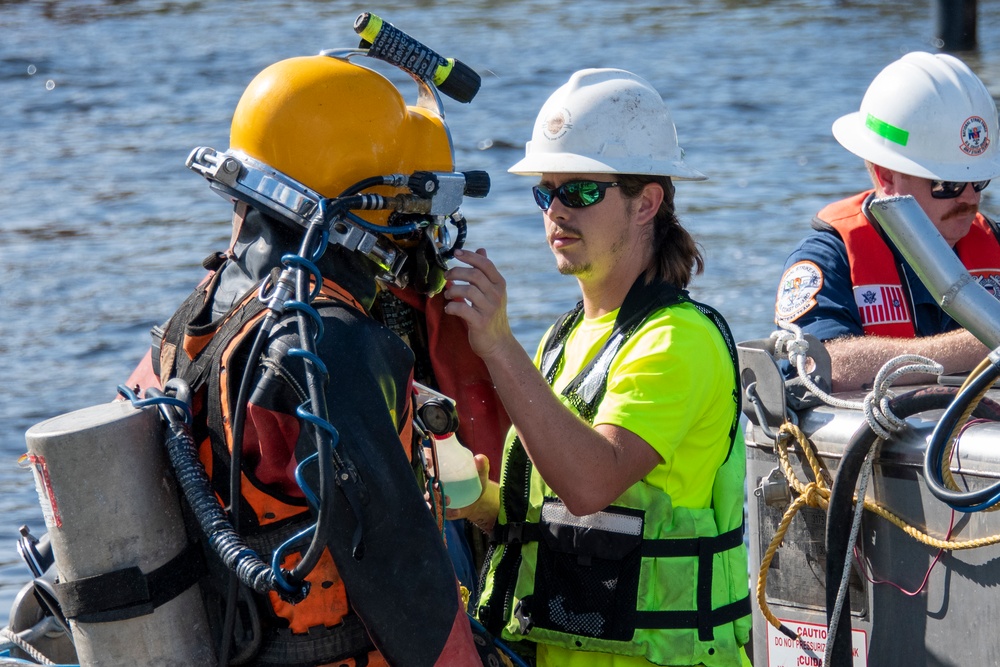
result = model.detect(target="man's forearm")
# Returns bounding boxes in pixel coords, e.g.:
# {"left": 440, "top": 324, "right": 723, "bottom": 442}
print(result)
{"left": 826, "top": 329, "right": 989, "bottom": 392}
{"left": 479, "top": 338, "right": 657, "bottom": 515}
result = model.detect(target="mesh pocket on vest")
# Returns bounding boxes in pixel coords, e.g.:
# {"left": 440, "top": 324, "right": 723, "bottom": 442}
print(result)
{"left": 527, "top": 500, "right": 643, "bottom": 642}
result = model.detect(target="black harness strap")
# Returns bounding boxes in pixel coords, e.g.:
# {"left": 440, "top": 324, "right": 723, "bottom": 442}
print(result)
{"left": 55, "top": 541, "right": 205, "bottom": 623}
{"left": 489, "top": 521, "right": 545, "bottom": 546}
{"left": 158, "top": 275, "right": 277, "bottom": 520}
{"left": 634, "top": 597, "right": 753, "bottom": 633}
{"left": 253, "top": 614, "right": 376, "bottom": 666}
{"left": 559, "top": 280, "right": 686, "bottom": 422}
{"left": 640, "top": 522, "right": 745, "bottom": 558}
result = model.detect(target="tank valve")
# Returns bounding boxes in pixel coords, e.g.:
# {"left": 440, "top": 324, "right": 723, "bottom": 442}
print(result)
{"left": 754, "top": 467, "right": 791, "bottom": 507}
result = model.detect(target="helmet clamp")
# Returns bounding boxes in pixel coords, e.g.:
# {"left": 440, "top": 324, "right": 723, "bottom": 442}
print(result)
{"left": 187, "top": 146, "right": 487, "bottom": 289}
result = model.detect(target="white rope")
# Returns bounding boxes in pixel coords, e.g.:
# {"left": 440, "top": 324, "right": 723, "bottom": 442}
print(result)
{"left": 773, "top": 321, "right": 943, "bottom": 438}
{"left": 0, "top": 626, "right": 56, "bottom": 665}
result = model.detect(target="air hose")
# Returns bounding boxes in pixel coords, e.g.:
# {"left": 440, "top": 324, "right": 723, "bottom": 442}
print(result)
{"left": 231, "top": 195, "right": 367, "bottom": 592}
{"left": 118, "top": 382, "right": 289, "bottom": 599}
{"left": 824, "top": 385, "right": 1000, "bottom": 665}
{"left": 924, "top": 355, "right": 1000, "bottom": 511}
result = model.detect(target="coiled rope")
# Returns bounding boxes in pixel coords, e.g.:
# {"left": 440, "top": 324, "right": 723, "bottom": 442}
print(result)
{"left": 772, "top": 321, "right": 943, "bottom": 438}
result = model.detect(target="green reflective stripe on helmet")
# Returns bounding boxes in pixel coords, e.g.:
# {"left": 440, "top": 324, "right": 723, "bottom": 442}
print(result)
{"left": 866, "top": 113, "right": 909, "bottom": 146}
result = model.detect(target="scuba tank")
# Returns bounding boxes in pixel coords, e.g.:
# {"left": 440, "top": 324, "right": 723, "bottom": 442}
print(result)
{"left": 23, "top": 400, "right": 213, "bottom": 666}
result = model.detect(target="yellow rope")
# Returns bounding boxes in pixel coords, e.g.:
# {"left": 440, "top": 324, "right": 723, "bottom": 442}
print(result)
{"left": 756, "top": 420, "right": 1000, "bottom": 637}
{"left": 756, "top": 491, "right": 816, "bottom": 639}
{"left": 755, "top": 423, "right": 831, "bottom": 639}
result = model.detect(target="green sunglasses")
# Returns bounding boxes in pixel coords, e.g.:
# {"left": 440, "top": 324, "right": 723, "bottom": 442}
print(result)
{"left": 532, "top": 180, "right": 620, "bottom": 210}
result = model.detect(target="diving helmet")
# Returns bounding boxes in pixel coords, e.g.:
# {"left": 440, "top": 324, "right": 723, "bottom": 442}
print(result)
{"left": 187, "top": 51, "right": 485, "bottom": 293}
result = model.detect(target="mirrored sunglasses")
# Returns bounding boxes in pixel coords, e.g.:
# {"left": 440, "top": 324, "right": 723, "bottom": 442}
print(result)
{"left": 930, "top": 179, "right": 990, "bottom": 199}
{"left": 532, "top": 180, "right": 620, "bottom": 210}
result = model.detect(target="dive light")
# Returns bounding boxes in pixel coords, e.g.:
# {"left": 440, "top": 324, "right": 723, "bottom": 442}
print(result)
{"left": 354, "top": 11, "right": 481, "bottom": 104}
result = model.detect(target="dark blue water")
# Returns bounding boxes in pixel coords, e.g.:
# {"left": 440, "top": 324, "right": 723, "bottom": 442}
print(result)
{"left": 2, "top": 0, "right": 999, "bottom": 619}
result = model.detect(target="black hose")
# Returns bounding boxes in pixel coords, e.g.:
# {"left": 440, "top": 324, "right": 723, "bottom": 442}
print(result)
{"left": 219, "top": 310, "right": 274, "bottom": 667}
{"left": 439, "top": 212, "right": 467, "bottom": 260}
{"left": 149, "top": 383, "right": 279, "bottom": 596}
{"left": 824, "top": 385, "right": 1000, "bottom": 665}
{"left": 924, "top": 362, "right": 1000, "bottom": 509}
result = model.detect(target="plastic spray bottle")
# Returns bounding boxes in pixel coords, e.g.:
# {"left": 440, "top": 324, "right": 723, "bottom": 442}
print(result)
{"left": 432, "top": 432, "right": 482, "bottom": 509}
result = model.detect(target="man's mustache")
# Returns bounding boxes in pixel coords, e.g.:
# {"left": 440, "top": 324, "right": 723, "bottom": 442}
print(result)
{"left": 943, "top": 203, "right": 979, "bottom": 220}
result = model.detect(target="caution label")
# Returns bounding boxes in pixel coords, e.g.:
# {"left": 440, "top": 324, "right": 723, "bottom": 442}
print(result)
{"left": 766, "top": 618, "right": 867, "bottom": 666}
{"left": 23, "top": 453, "right": 62, "bottom": 529}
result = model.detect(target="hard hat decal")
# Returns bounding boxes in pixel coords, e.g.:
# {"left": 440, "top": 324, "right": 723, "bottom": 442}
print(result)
{"left": 865, "top": 114, "right": 909, "bottom": 146}
{"left": 542, "top": 108, "right": 573, "bottom": 141}
{"left": 960, "top": 116, "right": 990, "bottom": 156}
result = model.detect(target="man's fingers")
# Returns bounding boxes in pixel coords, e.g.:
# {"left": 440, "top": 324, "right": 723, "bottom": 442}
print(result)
{"left": 453, "top": 248, "right": 503, "bottom": 284}
{"left": 444, "top": 280, "right": 488, "bottom": 307}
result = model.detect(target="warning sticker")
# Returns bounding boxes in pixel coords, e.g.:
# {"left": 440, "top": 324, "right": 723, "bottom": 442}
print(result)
{"left": 22, "top": 454, "right": 61, "bottom": 529}
{"left": 766, "top": 619, "right": 867, "bottom": 666}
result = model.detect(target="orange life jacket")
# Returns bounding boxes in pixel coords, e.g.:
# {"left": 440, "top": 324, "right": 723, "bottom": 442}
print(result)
{"left": 819, "top": 190, "right": 1000, "bottom": 337}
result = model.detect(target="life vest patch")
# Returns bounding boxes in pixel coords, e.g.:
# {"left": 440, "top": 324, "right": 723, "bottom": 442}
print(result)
{"left": 775, "top": 261, "right": 823, "bottom": 323}
{"left": 854, "top": 284, "right": 911, "bottom": 326}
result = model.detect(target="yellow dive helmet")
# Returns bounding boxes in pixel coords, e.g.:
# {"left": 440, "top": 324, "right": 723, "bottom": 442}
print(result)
{"left": 187, "top": 48, "right": 486, "bottom": 291}
{"left": 229, "top": 53, "right": 454, "bottom": 225}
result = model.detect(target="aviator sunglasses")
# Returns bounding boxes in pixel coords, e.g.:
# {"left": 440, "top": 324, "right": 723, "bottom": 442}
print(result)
{"left": 930, "top": 179, "right": 991, "bottom": 199}
{"left": 532, "top": 180, "right": 620, "bottom": 211}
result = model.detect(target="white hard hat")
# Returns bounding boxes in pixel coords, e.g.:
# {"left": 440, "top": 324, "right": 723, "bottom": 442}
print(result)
{"left": 508, "top": 68, "right": 706, "bottom": 180}
{"left": 832, "top": 51, "right": 1000, "bottom": 182}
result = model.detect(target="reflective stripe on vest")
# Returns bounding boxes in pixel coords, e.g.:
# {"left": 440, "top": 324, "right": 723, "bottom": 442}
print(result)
{"left": 819, "top": 190, "right": 1000, "bottom": 337}
{"left": 476, "top": 276, "right": 752, "bottom": 666}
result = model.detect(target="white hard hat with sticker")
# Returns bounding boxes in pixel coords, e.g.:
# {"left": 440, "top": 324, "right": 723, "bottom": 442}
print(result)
{"left": 832, "top": 51, "right": 1000, "bottom": 182}
{"left": 509, "top": 68, "right": 706, "bottom": 179}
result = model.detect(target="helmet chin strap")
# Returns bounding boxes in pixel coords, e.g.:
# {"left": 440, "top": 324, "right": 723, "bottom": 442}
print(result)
{"left": 226, "top": 201, "right": 250, "bottom": 260}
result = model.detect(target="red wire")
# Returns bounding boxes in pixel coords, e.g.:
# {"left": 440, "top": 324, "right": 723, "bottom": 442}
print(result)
{"left": 850, "top": 418, "right": 989, "bottom": 595}
{"left": 853, "top": 509, "right": 954, "bottom": 597}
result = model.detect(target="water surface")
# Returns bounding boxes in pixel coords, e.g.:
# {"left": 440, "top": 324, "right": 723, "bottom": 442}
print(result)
{"left": 2, "top": 0, "right": 999, "bottom": 618}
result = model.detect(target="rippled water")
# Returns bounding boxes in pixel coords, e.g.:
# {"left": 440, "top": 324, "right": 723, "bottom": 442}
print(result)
{"left": 2, "top": 0, "right": 1000, "bottom": 620}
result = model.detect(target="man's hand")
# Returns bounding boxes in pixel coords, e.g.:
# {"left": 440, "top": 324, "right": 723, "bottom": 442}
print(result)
{"left": 443, "top": 248, "right": 518, "bottom": 362}
{"left": 445, "top": 454, "right": 500, "bottom": 534}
